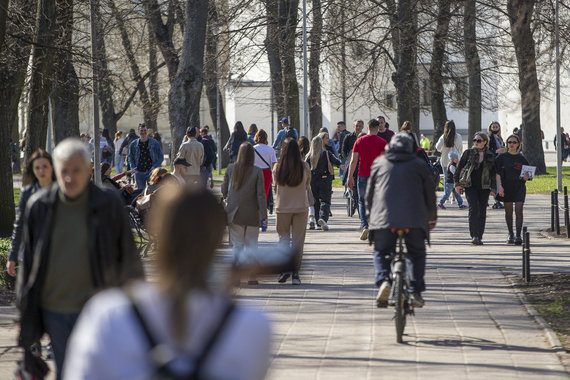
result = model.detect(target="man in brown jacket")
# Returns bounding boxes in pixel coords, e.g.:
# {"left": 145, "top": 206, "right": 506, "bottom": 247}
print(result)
{"left": 177, "top": 126, "right": 204, "bottom": 186}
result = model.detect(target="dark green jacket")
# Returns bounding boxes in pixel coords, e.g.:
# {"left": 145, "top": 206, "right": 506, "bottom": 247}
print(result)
{"left": 454, "top": 148, "right": 496, "bottom": 190}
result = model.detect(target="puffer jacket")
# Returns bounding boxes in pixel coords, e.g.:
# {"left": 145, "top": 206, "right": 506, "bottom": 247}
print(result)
{"left": 365, "top": 150, "right": 437, "bottom": 240}
{"left": 16, "top": 182, "right": 144, "bottom": 349}
{"left": 454, "top": 148, "right": 496, "bottom": 190}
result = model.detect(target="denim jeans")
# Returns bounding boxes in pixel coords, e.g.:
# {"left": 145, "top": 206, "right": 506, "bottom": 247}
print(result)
{"left": 114, "top": 153, "right": 124, "bottom": 174}
{"left": 42, "top": 309, "right": 80, "bottom": 380}
{"left": 372, "top": 228, "right": 426, "bottom": 293}
{"left": 357, "top": 176, "right": 369, "bottom": 229}
{"left": 134, "top": 170, "right": 150, "bottom": 190}
{"left": 439, "top": 182, "right": 463, "bottom": 205}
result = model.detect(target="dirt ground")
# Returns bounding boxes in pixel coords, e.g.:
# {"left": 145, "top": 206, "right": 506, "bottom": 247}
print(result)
{"left": 514, "top": 273, "right": 570, "bottom": 352}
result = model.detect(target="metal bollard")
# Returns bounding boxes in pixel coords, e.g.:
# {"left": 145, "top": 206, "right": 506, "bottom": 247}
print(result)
{"left": 554, "top": 189, "right": 561, "bottom": 235}
{"left": 564, "top": 186, "right": 570, "bottom": 238}
{"left": 524, "top": 231, "right": 531, "bottom": 283}
{"left": 551, "top": 191, "right": 555, "bottom": 232}
{"left": 522, "top": 226, "right": 527, "bottom": 279}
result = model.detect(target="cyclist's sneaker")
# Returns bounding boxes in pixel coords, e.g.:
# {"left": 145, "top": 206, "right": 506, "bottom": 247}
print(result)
{"left": 507, "top": 234, "right": 515, "bottom": 245}
{"left": 278, "top": 272, "right": 291, "bottom": 283}
{"left": 318, "top": 219, "right": 329, "bottom": 231}
{"left": 360, "top": 228, "right": 369, "bottom": 241}
{"left": 514, "top": 235, "right": 523, "bottom": 245}
{"left": 437, "top": 203, "right": 446, "bottom": 209}
{"left": 375, "top": 281, "right": 391, "bottom": 308}
{"left": 410, "top": 292, "right": 425, "bottom": 308}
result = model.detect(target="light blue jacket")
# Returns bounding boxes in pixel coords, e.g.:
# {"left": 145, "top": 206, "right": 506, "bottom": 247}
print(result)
{"left": 128, "top": 138, "right": 164, "bottom": 171}
{"left": 272, "top": 128, "right": 299, "bottom": 150}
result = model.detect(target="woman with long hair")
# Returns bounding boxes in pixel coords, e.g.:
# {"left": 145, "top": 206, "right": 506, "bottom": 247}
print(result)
{"left": 7, "top": 149, "right": 56, "bottom": 277}
{"left": 247, "top": 124, "right": 258, "bottom": 145}
{"left": 273, "top": 138, "right": 311, "bottom": 285}
{"left": 488, "top": 121, "right": 506, "bottom": 209}
{"left": 435, "top": 120, "right": 463, "bottom": 198}
{"left": 297, "top": 136, "right": 310, "bottom": 158}
{"left": 454, "top": 132, "right": 496, "bottom": 245}
{"left": 306, "top": 133, "right": 341, "bottom": 231}
{"left": 64, "top": 188, "right": 271, "bottom": 379}
{"left": 496, "top": 134, "right": 531, "bottom": 245}
{"left": 253, "top": 129, "right": 277, "bottom": 200}
{"left": 224, "top": 121, "right": 248, "bottom": 162}
{"left": 222, "top": 143, "right": 267, "bottom": 284}
{"left": 400, "top": 121, "right": 420, "bottom": 151}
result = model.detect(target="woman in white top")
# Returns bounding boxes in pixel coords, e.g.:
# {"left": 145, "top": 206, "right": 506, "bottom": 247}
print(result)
{"left": 435, "top": 120, "right": 463, "bottom": 187}
{"left": 253, "top": 129, "right": 277, "bottom": 200}
{"left": 114, "top": 131, "right": 125, "bottom": 173}
{"left": 63, "top": 188, "right": 271, "bottom": 380}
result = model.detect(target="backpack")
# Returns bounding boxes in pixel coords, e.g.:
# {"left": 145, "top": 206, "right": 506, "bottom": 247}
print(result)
{"left": 202, "top": 139, "right": 216, "bottom": 167}
{"left": 283, "top": 127, "right": 297, "bottom": 141}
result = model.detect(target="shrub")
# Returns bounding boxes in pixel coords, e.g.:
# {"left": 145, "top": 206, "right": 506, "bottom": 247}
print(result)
{"left": 0, "top": 238, "right": 16, "bottom": 290}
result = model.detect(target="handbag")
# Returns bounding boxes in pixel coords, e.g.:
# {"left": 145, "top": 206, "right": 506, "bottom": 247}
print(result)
{"left": 458, "top": 151, "right": 476, "bottom": 188}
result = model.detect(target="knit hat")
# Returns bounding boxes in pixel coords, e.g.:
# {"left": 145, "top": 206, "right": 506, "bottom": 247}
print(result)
{"left": 448, "top": 151, "right": 459, "bottom": 161}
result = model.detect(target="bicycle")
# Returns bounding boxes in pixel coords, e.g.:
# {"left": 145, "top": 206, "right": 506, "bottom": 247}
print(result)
{"left": 386, "top": 228, "right": 415, "bottom": 343}
{"left": 345, "top": 185, "right": 358, "bottom": 217}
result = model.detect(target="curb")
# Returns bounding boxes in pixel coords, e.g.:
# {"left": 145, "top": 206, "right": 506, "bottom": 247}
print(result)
{"left": 503, "top": 271, "right": 570, "bottom": 373}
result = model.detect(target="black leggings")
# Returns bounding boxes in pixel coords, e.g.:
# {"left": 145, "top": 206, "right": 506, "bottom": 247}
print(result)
{"left": 465, "top": 187, "right": 491, "bottom": 239}
{"left": 504, "top": 202, "right": 524, "bottom": 236}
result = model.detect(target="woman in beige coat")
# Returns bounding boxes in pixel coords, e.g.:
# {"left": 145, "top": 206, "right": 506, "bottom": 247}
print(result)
{"left": 273, "top": 138, "right": 311, "bottom": 285}
{"left": 222, "top": 143, "right": 268, "bottom": 284}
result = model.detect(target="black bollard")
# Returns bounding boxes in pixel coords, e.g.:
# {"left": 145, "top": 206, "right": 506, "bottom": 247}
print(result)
{"left": 524, "top": 231, "right": 531, "bottom": 283}
{"left": 555, "top": 190, "right": 561, "bottom": 235}
{"left": 564, "top": 186, "right": 570, "bottom": 238}
{"left": 522, "top": 226, "right": 527, "bottom": 279}
{"left": 551, "top": 191, "right": 555, "bottom": 232}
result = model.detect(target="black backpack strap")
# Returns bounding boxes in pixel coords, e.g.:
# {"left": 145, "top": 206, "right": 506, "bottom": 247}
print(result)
{"left": 254, "top": 148, "right": 271, "bottom": 169}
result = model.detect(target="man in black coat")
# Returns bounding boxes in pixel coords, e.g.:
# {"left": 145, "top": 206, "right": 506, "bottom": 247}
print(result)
{"left": 365, "top": 133, "right": 437, "bottom": 309}
{"left": 17, "top": 139, "right": 143, "bottom": 379}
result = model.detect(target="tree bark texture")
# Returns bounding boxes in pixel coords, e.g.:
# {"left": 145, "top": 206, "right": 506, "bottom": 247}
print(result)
{"left": 308, "top": 0, "right": 322, "bottom": 138}
{"left": 52, "top": 0, "right": 79, "bottom": 143}
{"left": 280, "top": 0, "right": 300, "bottom": 134}
{"left": 0, "top": 0, "right": 9, "bottom": 53}
{"left": 464, "top": 0, "right": 481, "bottom": 148}
{"left": 429, "top": 0, "right": 451, "bottom": 142}
{"left": 168, "top": 0, "right": 208, "bottom": 157}
{"left": 24, "top": 0, "right": 57, "bottom": 164}
{"left": 148, "top": 26, "right": 160, "bottom": 132}
{"left": 507, "top": 0, "right": 546, "bottom": 174}
{"left": 144, "top": 0, "right": 179, "bottom": 82}
{"left": 390, "top": 0, "right": 419, "bottom": 134}
{"left": 265, "top": 0, "right": 286, "bottom": 123}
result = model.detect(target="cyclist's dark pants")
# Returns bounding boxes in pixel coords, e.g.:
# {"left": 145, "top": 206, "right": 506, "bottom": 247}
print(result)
{"left": 372, "top": 228, "right": 426, "bottom": 293}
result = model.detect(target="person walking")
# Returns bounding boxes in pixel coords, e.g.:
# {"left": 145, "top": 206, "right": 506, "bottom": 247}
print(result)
{"left": 247, "top": 124, "right": 258, "bottom": 145}
{"left": 376, "top": 116, "right": 395, "bottom": 143}
{"left": 488, "top": 121, "right": 506, "bottom": 209}
{"left": 272, "top": 118, "right": 298, "bottom": 157}
{"left": 437, "top": 152, "right": 467, "bottom": 209}
{"left": 6, "top": 149, "right": 56, "bottom": 278}
{"left": 347, "top": 119, "right": 387, "bottom": 241}
{"left": 273, "top": 138, "right": 311, "bottom": 285}
{"left": 306, "top": 134, "right": 341, "bottom": 231}
{"left": 224, "top": 121, "right": 248, "bottom": 163}
{"left": 17, "top": 139, "right": 144, "bottom": 379}
{"left": 177, "top": 126, "right": 204, "bottom": 186}
{"left": 366, "top": 133, "right": 437, "bottom": 308}
{"left": 114, "top": 131, "right": 125, "bottom": 173}
{"left": 119, "top": 128, "right": 138, "bottom": 172}
{"left": 333, "top": 121, "right": 350, "bottom": 177}
{"left": 128, "top": 123, "right": 164, "bottom": 190}
{"left": 253, "top": 129, "right": 277, "bottom": 200}
{"left": 454, "top": 132, "right": 497, "bottom": 245}
{"left": 495, "top": 134, "right": 531, "bottom": 245}
{"left": 435, "top": 120, "right": 463, "bottom": 202}
{"left": 222, "top": 143, "right": 267, "bottom": 285}
{"left": 63, "top": 189, "right": 271, "bottom": 380}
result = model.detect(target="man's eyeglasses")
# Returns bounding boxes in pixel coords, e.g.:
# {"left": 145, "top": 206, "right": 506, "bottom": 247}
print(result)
{"left": 507, "top": 141, "right": 518, "bottom": 144}
{"left": 473, "top": 138, "right": 483, "bottom": 143}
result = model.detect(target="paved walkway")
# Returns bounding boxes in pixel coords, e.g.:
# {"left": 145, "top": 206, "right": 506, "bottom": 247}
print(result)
{"left": 0, "top": 189, "right": 569, "bottom": 378}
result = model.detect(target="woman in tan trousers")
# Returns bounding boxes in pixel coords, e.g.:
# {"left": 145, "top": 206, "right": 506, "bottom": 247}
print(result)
{"left": 273, "top": 138, "right": 311, "bottom": 285}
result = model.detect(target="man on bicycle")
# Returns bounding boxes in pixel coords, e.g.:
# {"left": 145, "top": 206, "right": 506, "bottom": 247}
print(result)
{"left": 365, "top": 133, "right": 437, "bottom": 308}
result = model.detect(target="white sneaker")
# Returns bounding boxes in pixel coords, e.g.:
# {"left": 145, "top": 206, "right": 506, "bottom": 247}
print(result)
{"left": 360, "top": 228, "right": 369, "bottom": 241}
{"left": 318, "top": 219, "right": 329, "bottom": 231}
{"left": 376, "top": 281, "right": 391, "bottom": 307}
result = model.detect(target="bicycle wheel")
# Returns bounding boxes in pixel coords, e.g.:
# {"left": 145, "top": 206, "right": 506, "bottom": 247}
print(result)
{"left": 394, "top": 272, "right": 406, "bottom": 343}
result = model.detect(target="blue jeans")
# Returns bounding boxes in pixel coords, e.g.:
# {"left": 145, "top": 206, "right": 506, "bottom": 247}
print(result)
{"left": 338, "top": 158, "right": 346, "bottom": 178}
{"left": 372, "top": 228, "right": 426, "bottom": 293}
{"left": 114, "top": 153, "right": 124, "bottom": 174}
{"left": 439, "top": 182, "right": 463, "bottom": 205}
{"left": 42, "top": 310, "right": 80, "bottom": 380}
{"left": 357, "top": 176, "right": 369, "bottom": 229}
{"left": 134, "top": 170, "right": 150, "bottom": 190}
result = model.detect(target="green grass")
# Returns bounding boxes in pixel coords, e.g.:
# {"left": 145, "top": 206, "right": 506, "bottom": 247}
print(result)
{"left": 14, "top": 188, "right": 20, "bottom": 205}
{"left": 0, "top": 238, "right": 15, "bottom": 289}
{"left": 526, "top": 166, "right": 570, "bottom": 194}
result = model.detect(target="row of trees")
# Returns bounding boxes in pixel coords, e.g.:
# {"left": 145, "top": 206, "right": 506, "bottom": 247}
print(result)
{"left": 0, "top": 0, "right": 565, "bottom": 235}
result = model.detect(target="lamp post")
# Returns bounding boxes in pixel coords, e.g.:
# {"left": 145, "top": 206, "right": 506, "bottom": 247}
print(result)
{"left": 556, "top": 0, "right": 562, "bottom": 191}
{"left": 90, "top": 0, "right": 101, "bottom": 185}
{"left": 302, "top": 0, "right": 309, "bottom": 138}
{"left": 213, "top": 23, "right": 222, "bottom": 175}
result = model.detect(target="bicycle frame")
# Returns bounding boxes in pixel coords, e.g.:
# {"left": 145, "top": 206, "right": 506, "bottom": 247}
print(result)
{"left": 388, "top": 228, "right": 414, "bottom": 343}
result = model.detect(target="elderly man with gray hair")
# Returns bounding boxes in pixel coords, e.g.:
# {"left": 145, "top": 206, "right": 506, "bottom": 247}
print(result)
{"left": 16, "top": 138, "right": 144, "bottom": 379}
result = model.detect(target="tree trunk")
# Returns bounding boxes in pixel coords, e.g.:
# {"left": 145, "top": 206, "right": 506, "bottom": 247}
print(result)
{"left": 24, "top": 0, "right": 57, "bottom": 163}
{"left": 109, "top": 0, "right": 155, "bottom": 131}
{"left": 148, "top": 26, "right": 160, "bottom": 132}
{"left": 144, "top": 0, "right": 179, "bottom": 82}
{"left": 390, "top": 0, "right": 419, "bottom": 132}
{"left": 280, "top": 0, "right": 300, "bottom": 134}
{"left": 168, "top": 0, "right": 208, "bottom": 157}
{"left": 52, "top": 0, "right": 79, "bottom": 143}
{"left": 0, "top": 0, "right": 9, "bottom": 52}
{"left": 265, "top": 0, "right": 286, "bottom": 122}
{"left": 308, "top": 0, "right": 322, "bottom": 138}
{"left": 507, "top": 0, "right": 546, "bottom": 174}
{"left": 429, "top": 0, "right": 451, "bottom": 142}
{"left": 464, "top": 0, "right": 481, "bottom": 148}
{"left": 204, "top": 8, "right": 230, "bottom": 167}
